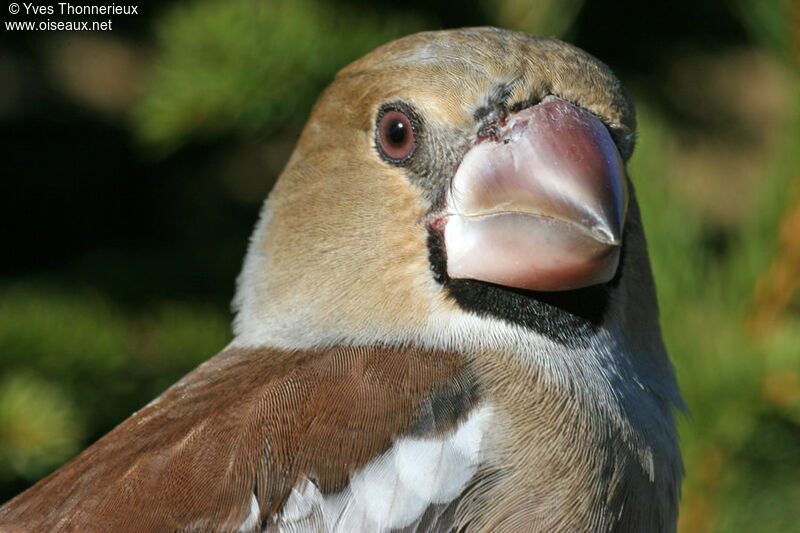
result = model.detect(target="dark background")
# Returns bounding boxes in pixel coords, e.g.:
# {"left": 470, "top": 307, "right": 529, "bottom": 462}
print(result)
{"left": 1, "top": 1, "right": 798, "bottom": 531}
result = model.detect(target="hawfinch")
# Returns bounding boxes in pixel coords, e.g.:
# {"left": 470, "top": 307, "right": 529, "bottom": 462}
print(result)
{"left": 0, "top": 27, "right": 683, "bottom": 532}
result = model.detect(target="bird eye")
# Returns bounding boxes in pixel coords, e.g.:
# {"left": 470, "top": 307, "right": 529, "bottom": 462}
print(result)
{"left": 377, "top": 109, "right": 416, "bottom": 162}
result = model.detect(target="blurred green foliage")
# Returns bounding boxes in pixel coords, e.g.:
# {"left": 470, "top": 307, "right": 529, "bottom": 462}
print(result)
{"left": 0, "top": 285, "right": 230, "bottom": 493}
{"left": 0, "top": 372, "right": 82, "bottom": 483}
{"left": 1, "top": 0, "right": 799, "bottom": 531}
{"left": 135, "top": 0, "right": 424, "bottom": 151}
{"left": 632, "top": 100, "right": 800, "bottom": 532}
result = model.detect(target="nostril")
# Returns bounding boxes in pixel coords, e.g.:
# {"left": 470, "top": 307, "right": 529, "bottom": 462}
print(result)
{"left": 477, "top": 124, "right": 499, "bottom": 143}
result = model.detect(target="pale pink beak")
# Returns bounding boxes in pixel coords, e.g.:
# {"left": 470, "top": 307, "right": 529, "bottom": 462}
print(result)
{"left": 441, "top": 96, "right": 627, "bottom": 292}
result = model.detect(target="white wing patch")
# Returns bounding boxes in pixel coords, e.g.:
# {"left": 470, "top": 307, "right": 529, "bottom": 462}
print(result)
{"left": 236, "top": 493, "right": 261, "bottom": 532}
{"left": 281, "top": 480, "right": 323, "bottom": 523}
{"left": 271, "top": 404, "right": 493, "bottom": 532}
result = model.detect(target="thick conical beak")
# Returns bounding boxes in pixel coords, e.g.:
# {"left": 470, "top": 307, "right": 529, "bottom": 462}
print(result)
{"left": 441, "top": 96, "right": 627, "bottom": 292}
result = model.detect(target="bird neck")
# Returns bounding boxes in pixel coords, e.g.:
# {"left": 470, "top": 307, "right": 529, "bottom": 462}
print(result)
{"left": 462, "top": 330, "right": 682, "bottom": 532}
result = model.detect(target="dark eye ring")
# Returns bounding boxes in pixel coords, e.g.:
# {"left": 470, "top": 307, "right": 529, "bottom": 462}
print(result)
{"left": 377, "top": 108, "right": 416, "bottom": 162}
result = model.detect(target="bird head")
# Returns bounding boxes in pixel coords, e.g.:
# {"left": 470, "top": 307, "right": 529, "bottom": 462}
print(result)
{"left": 233, "top": 27, "right": 666, "bottom": 367}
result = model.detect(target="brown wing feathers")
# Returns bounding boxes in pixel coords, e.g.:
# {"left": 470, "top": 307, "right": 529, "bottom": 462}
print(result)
{"left": 0, "top": 345, "right": 473, "bottom": 533}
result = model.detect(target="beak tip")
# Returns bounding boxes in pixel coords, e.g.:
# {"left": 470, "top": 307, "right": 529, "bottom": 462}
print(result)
{"left": 590, "top": 224, "right": 623, "bottom": 246}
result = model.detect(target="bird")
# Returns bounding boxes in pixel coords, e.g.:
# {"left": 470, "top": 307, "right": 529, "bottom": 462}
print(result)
{"left": 0, "top": 27, "right": 684, "bottom": 532}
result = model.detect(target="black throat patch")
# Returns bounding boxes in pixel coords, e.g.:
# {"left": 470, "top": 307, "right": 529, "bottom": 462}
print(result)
{"left": 427, "top": 228, "right": 622, "bottom": 347}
